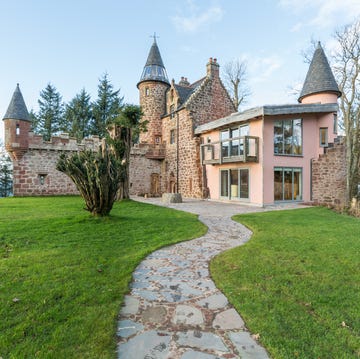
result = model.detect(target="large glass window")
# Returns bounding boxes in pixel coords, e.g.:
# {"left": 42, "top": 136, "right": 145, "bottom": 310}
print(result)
{"left": 221, "top": 125, "right": 249, "bottom": 158}
{"left": 274, "top": 167, "right": 302, "bottom": 201}
{"left": 274, "top": 119, "right": 302, "bottom": 155}
{"left": 220, "top": 168, "right": 249, "bottom": 200}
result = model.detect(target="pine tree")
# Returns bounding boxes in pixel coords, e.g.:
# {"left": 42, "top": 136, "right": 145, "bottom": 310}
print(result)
{"left": 65, "top": 88, "right": 92, "bottom": 141}
{"left": 0, "top": 143, "right": 13, "bottom": 197}
{"left": 91, "top": 74, "right": 123, "bottom": 138}
{"left": 37, "top": 83, "right": 65, "bottom": 141}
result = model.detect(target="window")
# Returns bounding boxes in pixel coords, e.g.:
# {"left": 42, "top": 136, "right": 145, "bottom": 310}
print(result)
{"left": 333, "top": 114, "right": 338, "bottom": 134}
{"left": 319, "top": 127, "right": 328, "bottom": 147}
{"left": 274, "top": 167, "right": 302, "bottom": 201}
{"left": 274, "top": 119, "right": 302, "bottom": 155}
{"left": 170, "top": 129, "right": 175, "bottom": 144}
{"left": 38, "top": 174, "right": 47, "bottom": 185}
{"left": 155, "top": 135, "right": 161, "bottom": 144}
{"left": 16, "top": 124, "right": 20, "bottom": 135}
{"left": 145, "top": 87, "right": 149, "bottom": 96}
{"left": 221, "top": 124, "right": 249, "bottom": 157}
{"left": 220, "top": 168, "right": 249, "bottom": 199}
{"left": 170, "top": 104, "right": 175, "bottom": 118}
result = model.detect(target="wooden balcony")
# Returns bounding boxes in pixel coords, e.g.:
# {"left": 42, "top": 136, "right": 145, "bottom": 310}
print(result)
{"left": 200, "top": 136, "right": 259, "bottom": 165}
{"left": 145, "top": 144, "right": 166, "bottom": 159}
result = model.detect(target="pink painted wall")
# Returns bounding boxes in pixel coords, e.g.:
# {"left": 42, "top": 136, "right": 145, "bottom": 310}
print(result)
{"left": 262, "top": 111, "right": 337, "bottom": 204}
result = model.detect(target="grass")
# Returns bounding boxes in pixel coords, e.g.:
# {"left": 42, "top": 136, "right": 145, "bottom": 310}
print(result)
{"left": 0, "top": 196, "right": 206, "bottom": 358}
{"left": 211, "top": 207, "right": 360, "bottom": 359}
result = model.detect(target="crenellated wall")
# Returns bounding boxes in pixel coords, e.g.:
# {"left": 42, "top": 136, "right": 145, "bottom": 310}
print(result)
{"left": 11, "top": 133, "right": 101, "bottom": 196}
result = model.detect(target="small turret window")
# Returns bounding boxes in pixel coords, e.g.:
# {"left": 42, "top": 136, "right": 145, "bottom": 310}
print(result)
{"left": 145, "top": 87, "right": 150, "bottom": 96}
{"left": 39, "top": 174, "right": 47, "bottom": 185}
{"left": 16, "top": 124, "right": 20, "bottom": 135}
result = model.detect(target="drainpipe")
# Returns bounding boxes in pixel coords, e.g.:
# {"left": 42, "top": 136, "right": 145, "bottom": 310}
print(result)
{"left": 176, "top": 112, "right": 179, "bottom": 193}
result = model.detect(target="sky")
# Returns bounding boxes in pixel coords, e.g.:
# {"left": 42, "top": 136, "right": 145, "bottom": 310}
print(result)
{"left": 1, "top": 0, "right": 360, "bottom": 142}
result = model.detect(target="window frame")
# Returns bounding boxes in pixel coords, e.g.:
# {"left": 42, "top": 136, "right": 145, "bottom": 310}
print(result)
{"left": 220, "top": 168, "right": 250, "bottom": 200}
{"left": 274, "top": 167, "right": 302, "bottom": 202}
{"left": 170, "top": 129, "right": 176, "bottom": 144}
{"left": 319, "top": 127, "right": 328, "bottom": 147}
{"left": 274, "top": 118, "right": 303, "bottom": 156}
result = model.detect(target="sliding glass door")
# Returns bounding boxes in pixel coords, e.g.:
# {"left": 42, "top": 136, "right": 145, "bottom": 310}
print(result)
{"left": 274, "top": 167, "right": 302, "bottom": 201}
{"left": 220, "top": 168, "right": 249, "bottom": 200}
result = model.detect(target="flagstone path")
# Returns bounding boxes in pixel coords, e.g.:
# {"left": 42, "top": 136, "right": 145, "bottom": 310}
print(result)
{"left": 117, "top": 198, "right": 301, "bottom": 358}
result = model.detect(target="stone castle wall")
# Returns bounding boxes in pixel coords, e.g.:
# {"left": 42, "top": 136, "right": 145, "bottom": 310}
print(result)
{"left": 12, "top": 132, "right": 101, "bottom": 196}
{"left": 312, "top": 140, "right": 347, "bottom": 206}
{"left": 129, "top": 144, "right": 162, "bottom": 196}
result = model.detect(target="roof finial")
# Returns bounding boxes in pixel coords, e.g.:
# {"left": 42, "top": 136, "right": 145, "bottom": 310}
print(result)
{"left": 150, "top": 32, "right": 159, "bottom": 43}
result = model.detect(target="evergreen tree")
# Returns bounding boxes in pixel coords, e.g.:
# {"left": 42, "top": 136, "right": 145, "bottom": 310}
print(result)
{"left": 65, "top": 88, "right": 92, "bottom": 141}
{"left": 108, "top": 104, "right": 145, "bottom": 199}
{"left": 29, "top": 109, "right": 40, "bottom": 133}
{"left": 91, "top": 73, "right": 123, "bottom": 138}
{"left": 37, "top": 83, "right": 65, "bottom": 141}
{"left": 0, "top": 143, "right": 13, "bottom": 197}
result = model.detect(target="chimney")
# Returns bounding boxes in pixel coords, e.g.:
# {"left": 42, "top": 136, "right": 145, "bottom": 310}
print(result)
{"left": 206, "top": 57, "right": 219, "bottom": 78}
{"left": 179, "top": 76, "right": 190, "bottom": 87}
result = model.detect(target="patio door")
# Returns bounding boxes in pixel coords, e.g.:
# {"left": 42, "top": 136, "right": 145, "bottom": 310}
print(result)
{"left": 274, "top": 167, "right": 302, "bottom": 201}
{"left": 220, "top": 169, "right": 249, "bottom": 200}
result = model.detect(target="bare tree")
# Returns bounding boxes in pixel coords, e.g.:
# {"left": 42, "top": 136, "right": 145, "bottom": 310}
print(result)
{"left": 332, "top": 18, "right": 360, "bottom": 203}
{"left": 223, "top": 59, "right": 250, "bottom": 110}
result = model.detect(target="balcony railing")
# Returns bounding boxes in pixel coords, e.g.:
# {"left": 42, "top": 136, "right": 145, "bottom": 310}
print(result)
{"left": 200, "top": 136, "right": 259, "bottom": 165}
{"left": 145, "top": 144, "right": 166, "bottom": 159}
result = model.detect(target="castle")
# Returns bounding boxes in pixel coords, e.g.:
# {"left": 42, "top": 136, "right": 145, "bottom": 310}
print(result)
{"left": 2, "top": 40, "right": 349, "bottom": 206}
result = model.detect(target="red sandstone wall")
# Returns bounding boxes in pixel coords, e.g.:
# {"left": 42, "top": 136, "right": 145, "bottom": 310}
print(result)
{"left": 10, "top": 133, "right": 101, "bottom": 196}
{"left": 13, "top": 150, "right": 79, "bottom": 196}
{"left": 129, "top": 145, "right": 162, "bottom": 196}
{"left": 312, "top": 142, "right": 347, "bottom": 205}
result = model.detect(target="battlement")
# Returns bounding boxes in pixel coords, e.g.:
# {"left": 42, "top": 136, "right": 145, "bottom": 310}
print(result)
{"left": 28, "top": 132, "right": 101, "bottom": 152}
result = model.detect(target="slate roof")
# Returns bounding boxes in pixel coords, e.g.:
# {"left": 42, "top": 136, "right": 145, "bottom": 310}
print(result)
{"left": 3, "top": 84, "right": 30, "bottom": 121}
{"left": 138, "top": 39, "right": 169, "bottom": 86}
{"left": 145, "top": 39, "right": 165, "bottom": 67}
{"left": 174, "top": 77, "right": 206, "bottom": 110}
{"left": 298, "top": 42, "right": 341, "bottom": 102}
{"left": 195, "top": 103, "right": 339, "bottom": 134}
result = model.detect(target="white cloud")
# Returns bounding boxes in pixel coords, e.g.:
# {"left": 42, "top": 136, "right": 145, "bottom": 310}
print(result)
{"left": 279, "top": 0, "right": 360, "bottom": 29}
{"left": 247, "top": 55, "right": 283, "bottom": 83}
{"left": 171, "top": 1, "right": 224, "bottom": 33}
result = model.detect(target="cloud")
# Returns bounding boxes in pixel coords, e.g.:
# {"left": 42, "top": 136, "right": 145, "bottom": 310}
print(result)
{"left": 279, "top": 0, "right": 360, "bottom": 29}
{"left": 247, "top": 55, "right": 283, "bottom": 83}
{"left": 171, "top": 1, "right": 224, "bottom": 33}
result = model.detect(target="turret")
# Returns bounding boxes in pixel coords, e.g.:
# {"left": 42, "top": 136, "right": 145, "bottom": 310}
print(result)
{"left": 299, "top": 42, "right": 341, "bottom": 104}
{"left": 137, "top": 37, "right": 170, "bottom": 144}
{"left": 2, "top": 84, "right": 31, "bottom": 160}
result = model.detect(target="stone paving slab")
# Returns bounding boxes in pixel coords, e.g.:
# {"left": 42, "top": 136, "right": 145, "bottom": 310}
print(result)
{"left": 117, "top": 197, "right": 303, "bottom": 358}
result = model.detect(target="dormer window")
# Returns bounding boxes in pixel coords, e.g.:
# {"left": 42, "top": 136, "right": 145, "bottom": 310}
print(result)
{"left": 170, "top": 104, "right": 175, "bottom": 118}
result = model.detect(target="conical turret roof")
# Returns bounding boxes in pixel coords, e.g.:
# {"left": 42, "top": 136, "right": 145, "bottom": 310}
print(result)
{"left": 298, "top": 42, "right": 341, "bottom": 102}
{"left": 138, "top": 38, "right": 169, "bottom": 87}
{"left": 3, "top": 84, "right": 30, "bottom": 121}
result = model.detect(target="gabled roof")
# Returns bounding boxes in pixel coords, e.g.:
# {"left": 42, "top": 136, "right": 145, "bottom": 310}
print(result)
{"left": 195, "top": 103, "right": 339, "bottom": 134}
{"left": 174, "top": 77, "right": 206, "bottom": 108}
{"left": 3, "top": 84, "right": 30, "bottom": 121}
{"left": 298, "top": 42, "right": 341, "bottom": 102}
{"left": 138, "top": 39, "right": 169, "bottom": 86}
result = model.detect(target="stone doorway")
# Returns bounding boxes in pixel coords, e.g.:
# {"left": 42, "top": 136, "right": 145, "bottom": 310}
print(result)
{"left": 168, "top": 171, "right": 177, "bottom": 193}
{"left": 150, "top": 173, "right": 160, "bottom": 196}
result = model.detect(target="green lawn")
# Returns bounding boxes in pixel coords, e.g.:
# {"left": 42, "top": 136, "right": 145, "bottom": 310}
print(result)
{"left": 211, "top": 207, "right": 360, "bottom": 359}
{"left": 0, "top": 196, "right": 206, "bottom": 358}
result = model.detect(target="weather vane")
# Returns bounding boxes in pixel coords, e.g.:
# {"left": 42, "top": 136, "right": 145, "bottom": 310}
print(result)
{"left": 150, "top": 32, "right": 159, "bottom": 42}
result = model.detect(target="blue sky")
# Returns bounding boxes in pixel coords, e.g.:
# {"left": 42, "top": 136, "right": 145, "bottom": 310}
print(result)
{"left": 1, "top": 0, "right": 360, "bottom": 141}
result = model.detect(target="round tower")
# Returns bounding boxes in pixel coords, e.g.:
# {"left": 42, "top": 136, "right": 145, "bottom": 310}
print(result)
{"left": 2, "top": 84, "right": 31, "bottom": 161}
{"left": 137, "top": 38, "right": 170, "bottom": 144}
{"left": 298, "top": 42, "right": 341, "bottom": 104}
